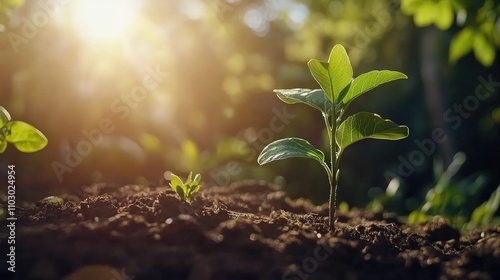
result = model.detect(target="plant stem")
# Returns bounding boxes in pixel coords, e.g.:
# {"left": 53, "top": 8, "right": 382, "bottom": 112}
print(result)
{"left": 321, "top": 110, "right": 335, "bottom": 231}
{"left": 323, "top": 110, "right": 341, "bottom": 231}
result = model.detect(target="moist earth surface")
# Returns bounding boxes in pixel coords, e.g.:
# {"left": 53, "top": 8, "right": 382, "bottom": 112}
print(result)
{"left": 1, "top": 181, "right": 499, "bottom": 280}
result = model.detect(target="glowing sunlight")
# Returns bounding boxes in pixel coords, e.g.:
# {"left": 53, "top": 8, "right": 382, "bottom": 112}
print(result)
{"left": 71, "top": 0, "right": 139, "bottom": 41}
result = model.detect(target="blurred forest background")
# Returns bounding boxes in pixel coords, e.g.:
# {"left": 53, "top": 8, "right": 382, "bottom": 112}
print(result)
{"left": 1, "top": 0, "right": 499, "bottom": 214}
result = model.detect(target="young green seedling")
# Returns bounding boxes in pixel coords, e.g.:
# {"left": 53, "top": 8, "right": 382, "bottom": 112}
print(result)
{"left": 258, "top": 44, "right": 409, "bottom": 230}
{"left": 169, "top": 172, "right": 201, "bottom": 203}
{"left": 0, "top": 106, "right": 48, "bottom": 153}
{"left": 41, "top": 196, "right": 64, "bottom": 206}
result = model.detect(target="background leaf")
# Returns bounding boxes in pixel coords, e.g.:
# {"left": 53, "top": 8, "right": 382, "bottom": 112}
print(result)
{"left": 449, "top": 27, "right": 475, "bottom": 63}
{"left": 470, "top": 186, "right": 500, "bottom": 227}
{"left": 473, "top": 32, "right": 496, "bottom": 67}
{"left": 342, "top": 71, "right": 407, "bottom": 107}
{"left": 258, "top": 138, "right": 324, "bottom": 165}
{"left": 405, "top": 0, "right": 453, "bottom": 30}
{"left": 435, "top": 0, "right": 454, "bottom": 30}
{"left": 413, "top": 2, "right": 437, "bottom": 27}
{"left": 4, "top": 121, "right": 48, "bottom": 153}
{"left": 401, "top": 0, "right": 422, "bottom": 14}
{"left": 336, "top": 112, "right": 409, "bottom": 149}
{"left": 274, "top": 88, "right": 331, "bottom": 114}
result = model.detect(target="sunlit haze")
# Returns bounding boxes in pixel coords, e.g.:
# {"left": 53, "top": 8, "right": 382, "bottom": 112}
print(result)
{"left": 71, "top": 0, "right": 139, "bottom": 41}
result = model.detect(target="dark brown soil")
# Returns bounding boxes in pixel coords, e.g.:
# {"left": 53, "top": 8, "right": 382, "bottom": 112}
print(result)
{"left": 1, "top": 181, "right": 500, "bottom": 280}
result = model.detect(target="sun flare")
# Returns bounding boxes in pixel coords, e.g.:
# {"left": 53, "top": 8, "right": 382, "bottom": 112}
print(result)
{"left": 71, "top": 0, "right": 139, "bottom": 41}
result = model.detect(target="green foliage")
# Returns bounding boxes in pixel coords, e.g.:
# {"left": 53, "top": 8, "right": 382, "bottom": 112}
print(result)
{"left": 404, "top": 153, "right": 500, "bottom": 231}
{"left": 402, "top": 0, "right": 500, "bottom": 67}
{"left": 0, "top": 106, "right": 48, "bottom": 153}
{"left": 402, "top": 0, "right": 454, "bottom": 30}
{"left": 469, "top": 186, "right": 500, "bottom": 229}
{"left": 258, "top": 44, "right": 408, "bottom": 230}
{"left": 166, "top": 138, "right": 249, "bottom": 175}
{"left": 257, "top": 138, "right": 326, "bottom": 166}
{"left": 336, "top": 112, "right": 409, "bottom": 149}
{"left": 169, "top": 172, "right": 201, "bottom": 203}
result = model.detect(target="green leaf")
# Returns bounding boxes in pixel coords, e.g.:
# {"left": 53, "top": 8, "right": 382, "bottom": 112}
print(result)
{"left": 176, "top": 186, "right": 186, "bottom": 201}
{"left": 187, "top": 184, "right": 201, "bottom": 200}
{"left": 274, "top": 88, "right": 332, "bottom": 114}
{"left": 193, "top": 173, "right": 201, "bottom": 185}
{"left": 327, "top": 44, "right": 353, "bottom": 102}
{"left": 336, "top": 112, "right": 409, "bottom": 149}
{"left": 407, "top": 210, "right": 429, "bottom": 224}
{"left": 342, "top": 71, "right": 407, "bottom": 107}
{"left": 258, "top": 138, "right": 324, "bottom": 165}
{"left": 4, "top": 121, "right": 48, "bottom": 152}
{"left": 401, "top": 0, "right": 421, "bottom": 14}
{"left": 470, "top": 203, "right": 486, "bottom": 225}
{"left": 470, "top": 186, "right": 500, "bottom": 226}
{"left": 404, "top": 0, "right": 453, "bottom": 30}
{"left": 449, "top": 27, "right": 475, "bottom": 63}
{"left": 41, "top": 196, "right": 64, "bottom": 205}
{"left": 307, "top": 60, "right": 333, "bottom": 103}
{"left": 0, "top": 138, "right": 6, "bottom": 153}
{"left": 186, "top": 171, "right": 193, "bottom": 184}
{"left": 413, "top": 2, "right": 437, "bottom": 27}
{"left": 473, "top": 32, "right": 496, "bottom": 67}
{"left": 169, "top": 172, "right": 201, "bottom": 203}
{"left": 307, "top": 44, "right": 353, "bottom": 104}
{"left": 169, "top": 173, "right": 188, "bottom": 200}
{"left": 0, "top": 106, "right": 11, "bottom": 127}
{"left": 169, "top": 173, "right": 182, "bottom": 190}
{"left": 185, "top": 172, "right": 201, "bottom": 202}
{"left": 435, "top": 0, "right": 454, "bottom": 30}
{"left": 485, "top": 187, "right": 500, "bottom": 214}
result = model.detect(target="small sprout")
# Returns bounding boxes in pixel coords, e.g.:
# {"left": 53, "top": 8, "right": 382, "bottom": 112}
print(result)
{"left": 169, "top": 172, "right": 201, "bottom": 203}
{"left": 0, "top": 106, "right": 48, "bottom": 153}
{"left": 41, "top": 196, "right": 64, "bottom": 205}
{"left": 258, "top": 44, "right": 409, "bottom": 231}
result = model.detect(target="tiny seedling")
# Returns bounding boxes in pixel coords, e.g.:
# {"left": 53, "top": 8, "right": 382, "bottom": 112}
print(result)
{"left": 258, "top": 44, "right": 409, "bottom": 230}
{"left": 41, "top": 196, "right": 64, "bottom": 205}
{"left": 0, "top": 106, "right": 48, "bottom": 153}
{"left": 169, "top": 172, "right": 201, "bottom": 203}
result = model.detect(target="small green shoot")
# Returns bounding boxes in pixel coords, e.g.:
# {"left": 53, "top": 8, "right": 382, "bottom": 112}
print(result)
{"left": 0, "top": 106, "right": 48, "bottom": 153}
{"left": 258, "top": 44, "right": 409, "bottom": 230}
{"left": 406, "top": 152, "right": 500, "bottom": 231}
{"left": 41, "top": 196, "right": 64, "bottom": 205}
{"left": 169, "top": 172, "right": 201, "bottom": 203}
{"left": 468, "top": 186, "right": 500, "bottom": 230}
